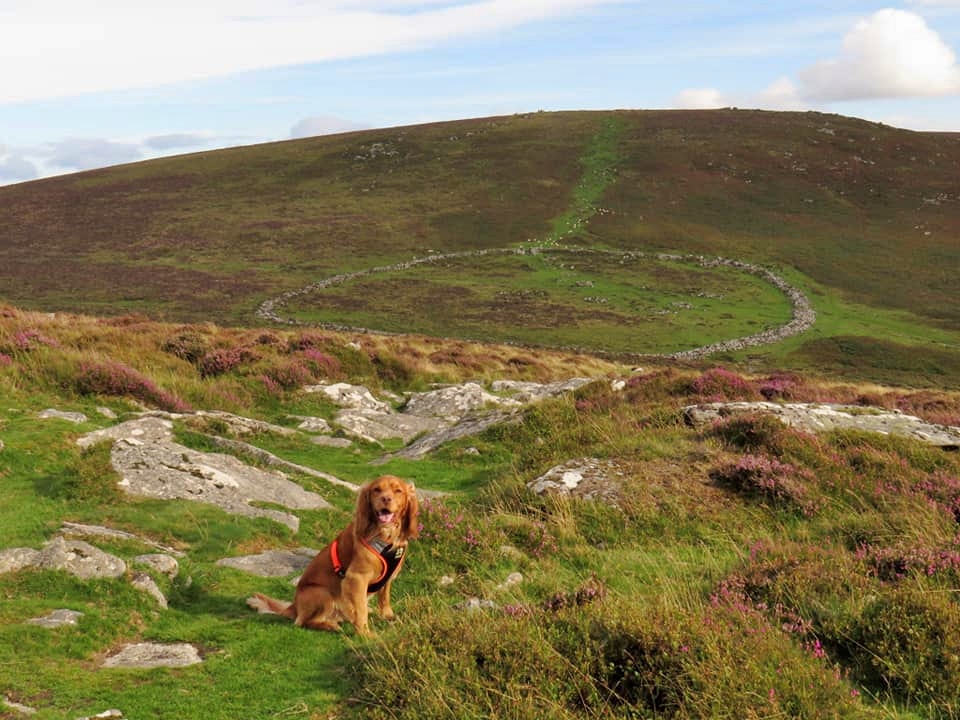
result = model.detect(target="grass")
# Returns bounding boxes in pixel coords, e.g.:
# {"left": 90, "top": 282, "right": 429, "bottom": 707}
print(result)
{"left": 3, "top": 108, "right": 960, "bottom": 718}
{"left": 3, "top": 311, "right": 960, "bottom": 717}
{"left": 1, "top": 109, "right": 959, "bottom": 389}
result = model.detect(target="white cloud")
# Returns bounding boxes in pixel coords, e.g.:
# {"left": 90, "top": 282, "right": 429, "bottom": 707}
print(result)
{"left": 46, "top": 138, "right": 142, "bottom": 171}
{"left": 143, "top": 133, "right": 216, "bottom": 151}
{"left": 0, "top": 152, "right": 39, "bottom": 182}
{"left": 673, "top": 88, "right": 727, "bottom": 109}
{"left": 798, "top": 9, "right": 960, "bottom": 100}
{"left": 290, "top": 115, "right": 369, "bottom": 138}
{"left": 0, "top": 0, "right": 629, "bottom": 104}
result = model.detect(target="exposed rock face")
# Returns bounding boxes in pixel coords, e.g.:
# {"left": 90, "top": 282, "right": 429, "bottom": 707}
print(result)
{"left": 216, "top": 548, "right": 318, "bottom": 577}
{"left": 527, "top": 458, "right": 627, "bottom": 505}
{"left": 78, "top": 416, "right": 329, "bottom": 531}
{"left": 0, "top": 537, "right": 126, "bottom": 579}
{"left": 101, "top": 642, "right": 202, "bottom": 669}
{"left": 683, "top": 402, "right": 960, "bottom": 448}
{"left": 27, "top": 609, "right": 84, "bottom": 628}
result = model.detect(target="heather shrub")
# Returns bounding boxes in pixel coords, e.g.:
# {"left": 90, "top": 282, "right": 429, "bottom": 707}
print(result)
{"left": 260, "top": 359, "right": 313, "bottom": 392}
{"left": 160, "top": 329, "right": 209, "bottom": 363}
{"left": 300, "top": 348, "right": 342, "bottom": 380}
{"left": 2, "top": 328, "right": 60, "bottom": 354}
{"left": 688, "top": 367, "right": 758, "bottom": 401}
{"left": 198, "top": 346, "right": 257, "bottom": 378}
{"left": 709, "top": 413, "right": 796, "bottom": 456}
{"left": 75, "top": 360, "right": 191, "bottom": 412}
{"left": 710, "top": 453, "right": 821, "bottom": 515}
{"left": 847, "top": 586, "right": 960, "bottom": 713}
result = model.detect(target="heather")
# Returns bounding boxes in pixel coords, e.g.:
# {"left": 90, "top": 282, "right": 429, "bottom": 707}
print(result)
{"left": 6, "top": 307, "right": 959, "bottom": 718}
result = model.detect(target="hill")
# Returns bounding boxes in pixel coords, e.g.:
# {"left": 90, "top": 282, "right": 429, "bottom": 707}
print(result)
{"left": 1, "top": 109, "right": 959, "bottom": 388}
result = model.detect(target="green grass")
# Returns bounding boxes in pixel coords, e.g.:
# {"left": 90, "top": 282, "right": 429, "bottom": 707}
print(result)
{"left": 3, "top": 108, "right": 960, "bottom": 718}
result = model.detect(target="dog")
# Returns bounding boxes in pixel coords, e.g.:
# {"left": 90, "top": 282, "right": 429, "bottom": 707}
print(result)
{"left": 247, "top": 475, "right": 419, "bottom": 636}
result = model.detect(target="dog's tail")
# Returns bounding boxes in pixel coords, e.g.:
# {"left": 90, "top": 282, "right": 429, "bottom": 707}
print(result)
{"left": 247, "top": 593, "right": 296, "bottom": 619}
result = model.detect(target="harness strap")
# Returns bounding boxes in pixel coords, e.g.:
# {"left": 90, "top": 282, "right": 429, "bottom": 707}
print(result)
{"left": 329, "top": 537, "right": 405, "bottom": 592}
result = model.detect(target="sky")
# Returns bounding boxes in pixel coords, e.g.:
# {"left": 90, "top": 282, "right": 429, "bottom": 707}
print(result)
{"left": 1, "top": 1, "right": 959, "bottom": 186}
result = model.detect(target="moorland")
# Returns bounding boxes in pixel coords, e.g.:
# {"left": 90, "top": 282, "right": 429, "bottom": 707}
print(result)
{"left": 1, "top": 109, "right": 960, "bottom": 719}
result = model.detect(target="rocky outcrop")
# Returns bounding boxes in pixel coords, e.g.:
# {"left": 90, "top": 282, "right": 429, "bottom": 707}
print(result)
{"left": 78, "top": 415, "right": 329, "bottom": 532}
{"left": 101, "top": 643, "right": 202, "bottom": 669}
{"left": 0, "top": 537, "right": 126, "bottom": 579}
{"left": 683, "top": 401, "right": 960, "bottom": 448}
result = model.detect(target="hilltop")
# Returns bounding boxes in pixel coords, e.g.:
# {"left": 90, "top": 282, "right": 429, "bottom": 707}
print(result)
{"left": 1, "top": 109, "right": 958, "bottom": 388}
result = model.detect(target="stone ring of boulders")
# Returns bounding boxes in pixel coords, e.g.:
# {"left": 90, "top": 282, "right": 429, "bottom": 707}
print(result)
{"left": 254, "top": 245, "right": 816, "bottom": 361}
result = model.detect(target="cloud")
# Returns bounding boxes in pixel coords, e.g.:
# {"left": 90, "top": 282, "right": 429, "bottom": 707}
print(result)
{"left": 0, "top": 0, "right": 629, "bottom": 104}
{"left": 673, "top": 9, "right": 960, "bottom": 114}
{"left": 47, "top": 138, "right": 142, "bottom": 171}
{"left": 143, "top": 133, "right": 216, "bottom": 151}
{"left": 797, "top": 9, "right": 960, "bottom": 100}
{"left": 0, "top": 152, "right": 39, "bottom": 183}
{"left": 290, "top": 115, "right": 369, "bottom": 138}
{"left": 673, "top": 88, "right": 727, "bottom": 109}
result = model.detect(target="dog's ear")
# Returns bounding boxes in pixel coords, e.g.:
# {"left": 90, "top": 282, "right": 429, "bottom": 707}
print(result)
{"left": 354, "top": 481, "right": 375, "bottom": 539}
{"left": 403, "top": 482, "right": 420, "bottom": 540}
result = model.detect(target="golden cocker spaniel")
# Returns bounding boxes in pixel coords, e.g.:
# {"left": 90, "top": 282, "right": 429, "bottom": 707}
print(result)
{"left": 247, "top": 475, "right": 419, "bottom": 636}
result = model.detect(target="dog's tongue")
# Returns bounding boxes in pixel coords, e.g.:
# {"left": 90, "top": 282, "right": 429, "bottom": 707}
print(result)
{"left": 378, "top": 511, "right": 395, "bottom": 524}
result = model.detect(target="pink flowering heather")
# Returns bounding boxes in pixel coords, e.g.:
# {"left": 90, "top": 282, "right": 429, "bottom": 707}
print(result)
{"left": 12, "top": 328, "right": 59, "bottom": 352}
{"left": 690, "top": 367, "right": 758, "bottom": 401}
{"left": 76, "top": 360, "right": 191, "bottom": 413}
{"left": 711, "top": 453, "right": 820, "bottom": 515}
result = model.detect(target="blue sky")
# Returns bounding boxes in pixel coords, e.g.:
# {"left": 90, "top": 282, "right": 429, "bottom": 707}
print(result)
{"left": 2, "top": 1, "right": 959, "bottom": 185}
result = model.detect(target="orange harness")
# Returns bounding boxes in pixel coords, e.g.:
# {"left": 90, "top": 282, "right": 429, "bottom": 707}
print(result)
{"left": 330, "top": 537, "right": 405, "bottom": 594}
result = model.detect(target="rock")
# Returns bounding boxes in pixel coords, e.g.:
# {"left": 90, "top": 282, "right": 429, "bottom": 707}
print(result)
{"left": 294, "top": 416, "right": 331, "bottom": 433}
{"left": 403, "top": 382, "right": 521, "bottom": 421}
{"left": 131, "top": 573, "right": 168, "bottom": 608}
{"left": 38, "top": 408, "right": 88, "bottom": 423}
{"left": 27, "top": 609, "right": 84, "bottom": 627}
{"left": 101, "top": 642, "right": 202, "bottom": 669}
{"left": 216, "top": 548, "right": 318, "bottom": 577}
{"left": 61, "top": 522, "right": 183, "bottom": 556}
{"left": 2, "top": 696, "right": 37, "bottom": 715}
{"left": 527, "top": 458, "right": 626, "bottom": 505}
{"left": 76, "top": 711, "right": 123, "bottom": 720}
{"left": 0, "top": 547, "right": 41, "bottom": 574}
{"left": 683, "top": 402, "right": 960, "bottom": 448}
{"left": 36, "top": 537, "right": 126, "bottom": 580}
{"left": 310, "top": 435, "right": 353, "bottom": 448}
{"left": 490, "top": 378, "right": 593, "bottom": 403}
{"left": 306, "top": 382, "right": 391, "bottom": 412}
{"left": 379, "top": 410, "right": 516, "bottom": 462}
{"left": 334, "top": 407, "right": 442, "bottom": 443}
{"left": 78, "top": 416, "right": 328, "bottom": 531}
{"left": 133, "top": 554, "right": 179, "bottom": 579}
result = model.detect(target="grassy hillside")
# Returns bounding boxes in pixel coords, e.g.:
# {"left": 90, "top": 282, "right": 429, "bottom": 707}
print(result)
{"left": 3, "top": 110, "right": 960, "bottom": 717}
{"left": 1, "top": 109, "right": 958, "bottom": 388}
{"left": 2, "top": 306, "right": 960, "bottom": 719}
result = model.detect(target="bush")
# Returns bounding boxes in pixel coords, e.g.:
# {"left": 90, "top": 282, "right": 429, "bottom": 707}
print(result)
{"left": 688, "top": 367, "right": 758, "bottom": 402}
{"left": 848, "top": 587, "right": 960, "bottom": 713}
{"left": 75, "top": 360, "right": 191, "bottom": 412}
{"left": 160, "top": 329, "right": 209, "bottom": 363}
{"left": 710, "top": 453, "right": 821, "bottom": 515}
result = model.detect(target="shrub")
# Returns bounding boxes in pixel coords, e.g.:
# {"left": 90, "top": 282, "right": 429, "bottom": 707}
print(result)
{"left": 160, "top": 329, "right": 209, "bottom": 363}
{"left": 848, "top": 586, "right": 960, "bottom": 712}
{"left": 75, "top": 360, "right": 191, "bottom": 412}
{"left": 197, "top": 346, "right": 257, "bottom": 378}
{"left": 300, "top": 348, "right": 342, "bottom": 379}
{"left": 689, "top": 367, "right": 758, "bottom": 401}
{"left": 710, "top": 453, "right": 821, "bottom": 515}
